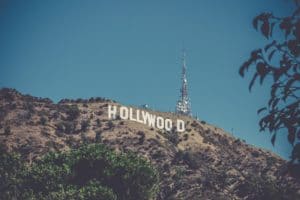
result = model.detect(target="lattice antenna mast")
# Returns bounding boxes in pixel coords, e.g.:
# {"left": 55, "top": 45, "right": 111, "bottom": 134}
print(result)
{"left": 176, "top": 50, "right": 192, "bottom": 116}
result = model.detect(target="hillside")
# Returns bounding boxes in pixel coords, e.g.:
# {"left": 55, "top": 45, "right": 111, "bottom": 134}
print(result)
{"left": 0, "top": 88, "right": 299, "bottom": 200}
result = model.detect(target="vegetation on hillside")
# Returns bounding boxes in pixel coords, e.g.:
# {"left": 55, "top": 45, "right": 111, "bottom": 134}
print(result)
{"left": 0, "top": 144, "right": 159, "bottom": 200}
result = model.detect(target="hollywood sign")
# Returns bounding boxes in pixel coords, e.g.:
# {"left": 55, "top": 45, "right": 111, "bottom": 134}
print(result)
{"left": 108, "top": 105, "right": 185, "bottom": 132}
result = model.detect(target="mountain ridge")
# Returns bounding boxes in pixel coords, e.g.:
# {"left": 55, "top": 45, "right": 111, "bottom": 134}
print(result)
{"left": 0, "top": 88, "right": 299, "bottom": 199}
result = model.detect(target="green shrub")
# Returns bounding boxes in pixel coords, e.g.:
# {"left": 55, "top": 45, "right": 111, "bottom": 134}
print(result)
{"left": 0, "top": 147, "right": 25, "bottom": 200}
{"left": 237, "top": 174, "right": 286, "bottom": 200}
{"left": 95, "top": 131, "right": 102, "bottom": 142}
{"left": 137, "top": 131, "right": 146, "bottom": 145}
{"left": 107, "top": 121, "right": 114, "bottom": 130}
{"left": 96, "top": 118, "right": 102, "bottom": 127}
{"left": 4, "top": 126, "right": 11, "bottom": 135}
{"left": 163, "top": 128, "right": 179, "bottom": 145}
{"left": 0, "top": 144, "right": 159, "bottom": 200}
{"left": 82, "top": 103, "right": 88, "bottom": 108}
{"left": 65, "top": 121, "right": 76, "bottom": 134}
{"left": 96, "top": 111, "right": 104, "bottom": 116}
{"left": 183, "top": 133, "right": 189, "bottom": 141}
{"left": 56, "top": 121, "right": 76, "bottom": 135}
{"left": 63, "top": 105, "right": 80, "bottom": 121}
{"left": 182, "top": 151, "right": 200, "bottom": 169}
{"left": 80, "top": 120, "right": 90, "bottom": 132}
{"left": 39, "top": 116, "right": 47, "bottom": 125}
{"left": 191, "top": 120, "right": 198, "bottom": 127}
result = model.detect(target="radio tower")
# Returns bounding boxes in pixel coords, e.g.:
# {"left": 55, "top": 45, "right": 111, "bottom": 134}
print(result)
{"left": 176, "top": 50, "right": 192, "bottom": 116}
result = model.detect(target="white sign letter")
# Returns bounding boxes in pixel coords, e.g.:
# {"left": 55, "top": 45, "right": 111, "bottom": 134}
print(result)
{"left": 156, "top": 116, "right": 164, "bottom": 129}
{"left": 165, "top": 119, "right": 172, "bottom": 131}
{"left": 136, "top": 109, "right": 144, "bottom": 123}
{"left": 108, "top": 105, "right": 117, "bottom": 119}
{"left": 129, "top": 108, "right": 137, "bottom": 121}
{"left": 119, "top": 106, "right": 128, "bottom": 120}
{"left": 176, "top": 119, "right": 185, "bottom": 132}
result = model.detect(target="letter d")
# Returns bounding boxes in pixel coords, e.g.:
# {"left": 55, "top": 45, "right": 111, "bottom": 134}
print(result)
{"left": 176, "top": 119, "right": 185, "bottom": 132}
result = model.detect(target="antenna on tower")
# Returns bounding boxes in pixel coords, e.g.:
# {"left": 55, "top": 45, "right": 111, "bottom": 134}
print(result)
{"left": 176, "top": 49, "right": 192, "bottom": 116}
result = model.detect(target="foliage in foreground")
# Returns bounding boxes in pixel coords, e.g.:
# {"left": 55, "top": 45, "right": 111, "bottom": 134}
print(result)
{"left": 0, "top": 144, "right": 159, "bottom": 200}
{"left": 239, "top": 0, "right": 300, "bottom": 164}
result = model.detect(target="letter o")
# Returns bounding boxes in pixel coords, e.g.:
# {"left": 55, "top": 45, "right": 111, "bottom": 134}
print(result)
{"left": 165, "top": 119, "right": 172, "bottom": 131}
{"left": 120, "top": 106, "right": 129, "bottom": 119}
{"left": 156, "top": 117, "right": 164, "bottom": 129}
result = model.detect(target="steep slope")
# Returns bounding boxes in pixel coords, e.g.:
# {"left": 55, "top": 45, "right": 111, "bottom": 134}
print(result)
{"left": 0, "top": 88, "right": 299, "bottom": 200}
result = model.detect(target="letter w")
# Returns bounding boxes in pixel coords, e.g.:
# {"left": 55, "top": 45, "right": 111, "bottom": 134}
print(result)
{"left": 142, "top": 111, "right": 156, "bottom": 127}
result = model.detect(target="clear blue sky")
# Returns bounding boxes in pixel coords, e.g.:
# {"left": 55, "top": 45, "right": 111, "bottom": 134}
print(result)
{"left": 0, "top": 0, "right": 295, "bottom": 158}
